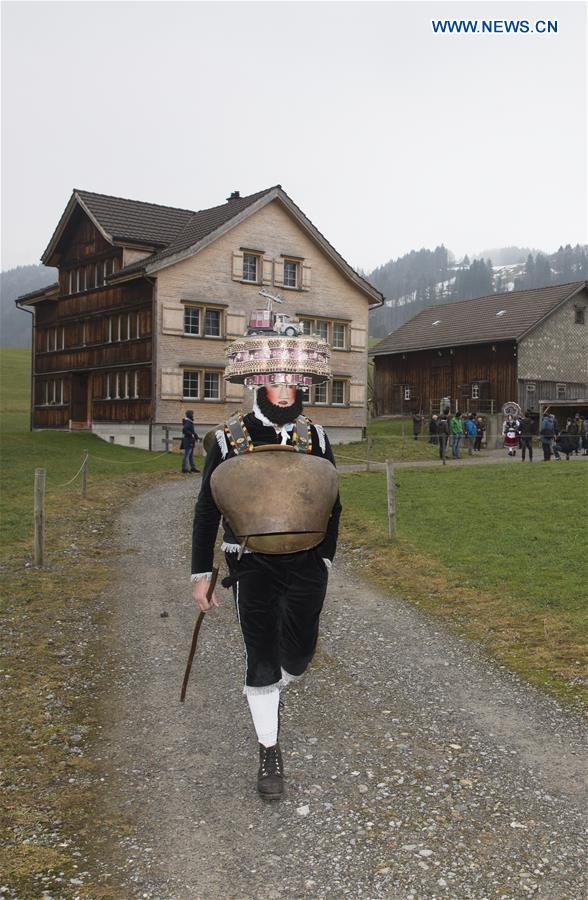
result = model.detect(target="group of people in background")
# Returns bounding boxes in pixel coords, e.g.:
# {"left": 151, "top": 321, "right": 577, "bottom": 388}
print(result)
{"left": 421, "top": 411, "right": 486, "bottom": 460}
{"left": 413, "top": 409, "right": 588, "bottom": 463}
{"left": 503, "top": 410, "right": 587, "bottom": 461}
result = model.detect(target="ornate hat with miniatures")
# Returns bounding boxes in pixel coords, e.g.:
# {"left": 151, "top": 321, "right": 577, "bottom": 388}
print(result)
{"left": 224, "top": 290, "right": 331, "bottom": 388}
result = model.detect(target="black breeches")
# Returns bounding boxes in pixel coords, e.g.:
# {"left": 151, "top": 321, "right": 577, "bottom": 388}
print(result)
{"left": 226, "top": 550, "right": 329, "bottom": 689}
{"left": 521, "top": 436, "right": 533, "bottom": 460}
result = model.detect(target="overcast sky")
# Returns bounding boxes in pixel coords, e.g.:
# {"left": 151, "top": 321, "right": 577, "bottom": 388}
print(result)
{"left": 1, "top": 0, "right": 586, "bottom": 273}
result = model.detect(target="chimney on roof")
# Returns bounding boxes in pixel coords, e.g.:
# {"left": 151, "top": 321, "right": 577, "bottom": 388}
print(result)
{"left": 227, "top": 191, "right": 240, "bottom": 201}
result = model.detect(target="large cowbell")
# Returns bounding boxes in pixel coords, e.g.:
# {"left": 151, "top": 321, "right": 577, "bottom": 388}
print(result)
{"left": 210, "top": 445, "right": 339, "bottom": 554}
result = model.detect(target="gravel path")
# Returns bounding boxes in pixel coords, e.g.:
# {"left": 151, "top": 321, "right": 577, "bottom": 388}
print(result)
{"left": 95, "top": 479, "right": 587, "bottom": 900}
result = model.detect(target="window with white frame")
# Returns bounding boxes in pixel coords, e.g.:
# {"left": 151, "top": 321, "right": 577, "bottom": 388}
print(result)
{"left": 183, "top": 370, "right": 200, "bottom": 399}
{"left": 107, "top": 317, "right": 113, "bottom": 343}
{"left": 314, "top": 382, "right": 327, "bottom": 404}
{"left": 332, "top": 322, "right": 346, "bottom": 350}
{"left": 105, "top": 374, "right": 112, "bottom": 399}
{"left": 526, "top": 383, "right": 536, "bottom": 393}
{"left": 332, "top": 380, "right": 345, "bottom": 405}
{"left": 404, "top": 386, "right": 411, "bottom": 401}
{"left": 116, "top": 372, "right": 125, "bottom": 399}
{"left": 243, "top": 253, "right": 259, "bottom": 283}
{"left": 135, "top": 313, "right": 141, "bottom": 339}
{"left": 315, "top": 320, "right": 328, "bottom": 342}
{"left": 133, "top": 371, "right": 139, "bottom": 399}
{"left": 471, "top": 384, "right": 480, "bottom": 400}
{"left": 283, "top": 259, "right": 300, "bottom": 288}
{"left": 556, "top": 383, "right": 566, "bottom": 400}
{"left": 204, "top": 372, "right": 220, "bottom": 400}
{"left": 183, "top": 305, "right": 223, "bottom": 338}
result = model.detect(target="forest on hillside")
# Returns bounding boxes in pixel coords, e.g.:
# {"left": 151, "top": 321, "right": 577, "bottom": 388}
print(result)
{"left": 368, "top": 244, "right": 587, "bottom": 338}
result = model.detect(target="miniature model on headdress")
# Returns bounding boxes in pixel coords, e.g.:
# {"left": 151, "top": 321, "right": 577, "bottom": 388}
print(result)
{"left": 190, "top": 289, "right": 342, "bottom": 801}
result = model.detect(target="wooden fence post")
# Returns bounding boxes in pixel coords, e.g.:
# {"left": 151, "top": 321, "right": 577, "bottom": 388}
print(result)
{"left": 386, "top": 459, "right": 396, "bottom": 537}
{"left": 81, "top": 449, "right": 89, "bottom": 498}
{"left": 34, "top": 468, "right": 45, "bottom": 567}
{"left": 366, "top": 435, "right": 373, "bottom": 472}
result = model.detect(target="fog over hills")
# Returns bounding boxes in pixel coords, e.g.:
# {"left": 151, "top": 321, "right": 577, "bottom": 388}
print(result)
{"left": 1, "top": 265, "right": 57, "bottom": 347}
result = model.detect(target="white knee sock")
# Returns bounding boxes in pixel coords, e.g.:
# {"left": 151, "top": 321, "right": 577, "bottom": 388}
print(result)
{"left": 246, "top": 688, "right": 280, "bottom": 747}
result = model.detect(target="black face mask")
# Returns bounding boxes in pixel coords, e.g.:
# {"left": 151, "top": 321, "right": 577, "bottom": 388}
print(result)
{"left": 256, "top": 387, "right": 304, "bottom": 426}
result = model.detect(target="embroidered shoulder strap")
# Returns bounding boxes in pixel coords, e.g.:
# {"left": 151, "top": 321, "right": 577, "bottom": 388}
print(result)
{"left": 294, "top": 415, "right": 313, "bottom": 454}
{"left": 224, "top": 414, "right": 254, "bottom": 456}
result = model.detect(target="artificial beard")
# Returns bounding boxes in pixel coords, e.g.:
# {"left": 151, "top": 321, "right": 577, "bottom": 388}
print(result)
{"left": 256, "top": 387, "right": 305, "bottom": 426}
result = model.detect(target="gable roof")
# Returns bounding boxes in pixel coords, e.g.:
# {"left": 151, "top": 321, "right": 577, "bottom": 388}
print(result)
{"left": 370, "top": 282, "right": 587, "bottom": 356}
{"left": 40, "top": 186, "right": 383, "bottom": 306}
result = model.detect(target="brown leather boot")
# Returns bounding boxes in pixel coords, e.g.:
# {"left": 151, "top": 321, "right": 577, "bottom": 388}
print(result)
{"left": 257, "top": 743, "right": 284, "bottom": 801}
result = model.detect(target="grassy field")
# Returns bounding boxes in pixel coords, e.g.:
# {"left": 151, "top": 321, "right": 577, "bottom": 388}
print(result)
{"left": 1, "top": 349, "right": 186, "bottom": 894}
{"left": 1, "top": 347, "right": 586, "bottom": 891}
{"left": 0, "top": 348, "right": 184, "bottom": 555}
{"left": 340, "top": 465, "right": 588, "bottom": 705}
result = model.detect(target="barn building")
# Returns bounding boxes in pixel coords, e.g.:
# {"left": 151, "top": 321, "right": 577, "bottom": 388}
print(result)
{"left": 16, "top": 186, "right": 383, "bottom": 449}
{"left": 371, "top": 282, "right": 587, "bottom": 427}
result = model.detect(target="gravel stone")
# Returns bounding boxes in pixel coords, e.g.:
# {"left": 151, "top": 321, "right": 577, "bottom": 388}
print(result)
{"left": 90, "top": 479, "right": 587, "bottom": 899}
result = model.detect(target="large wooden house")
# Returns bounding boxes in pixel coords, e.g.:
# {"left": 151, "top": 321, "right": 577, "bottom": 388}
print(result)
{"left": 16, "top": 186, "right": 383, "bottom": 448}
{"left": 371, "top": 282, "right": 588, "bottom": 421}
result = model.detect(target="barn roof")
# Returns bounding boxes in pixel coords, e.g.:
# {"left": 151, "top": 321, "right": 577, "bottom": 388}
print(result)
{"left": 370, "top": 282, "right": 587, "bottom": 356}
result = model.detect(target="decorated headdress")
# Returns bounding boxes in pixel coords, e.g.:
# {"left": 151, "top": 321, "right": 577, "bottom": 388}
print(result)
{"left": 224, "top": 290, "right": 331, "bottom": 388}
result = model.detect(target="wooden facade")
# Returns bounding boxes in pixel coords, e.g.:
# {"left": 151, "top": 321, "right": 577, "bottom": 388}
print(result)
{"left": 29, "top": 213, "right": 153, "bottom": 430}
{"left": 373, "top": 341, "right": 517, "bottom": 415}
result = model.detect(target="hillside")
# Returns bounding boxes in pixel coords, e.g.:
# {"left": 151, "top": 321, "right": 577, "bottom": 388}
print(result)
{"left": 1, "top": 265, "right": 57, "bottom": 347}
{"left": 368, "top": 244, "right": 587, "bottom": 338}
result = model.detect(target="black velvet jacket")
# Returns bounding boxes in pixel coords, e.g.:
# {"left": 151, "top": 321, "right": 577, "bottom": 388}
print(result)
{"left": 191, "top": 412, "right": 342, "bottom": 574}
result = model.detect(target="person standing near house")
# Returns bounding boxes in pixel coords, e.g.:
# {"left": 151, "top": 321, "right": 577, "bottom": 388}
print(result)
{"left": 450, "top": 411, "right": 464, "bottom": 459}
{"left": 181, "top": 410, "right": 200, "bottom": 474}
{"left": 539, "top": 411, "right": 556, "bottom": 461}
{"left": 412, "top": 413, "right": 423, "bottom": 441}
{"left": 502, "top": 413, "right": 520, "bottom": 457}
{"left": 464, "top": 414, "right": 477, "bottom": 456}
{"left": 428, "top": 414, "right": 438, "bottom": 444}
{"left": 190, "top": 324, "right": 341, "bottom": 802}
{"left": 474, "top": 416, "right": 485, "bottom": 452}
{"left": 437, "top": 408, "right": 450, "bottom": 462}
{"left": 518, "top": 410, "right": 535, "bottom": 462}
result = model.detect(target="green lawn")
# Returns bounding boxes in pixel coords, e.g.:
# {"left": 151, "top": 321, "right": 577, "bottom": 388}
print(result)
{"left": 340, "top": 466, "right": 588, "bottom": 704}
{"left": 0, "top": 349, "right": 180, "bottom": 554}
{"left": 337, "top": 416, "right": 445, "bottom": 464}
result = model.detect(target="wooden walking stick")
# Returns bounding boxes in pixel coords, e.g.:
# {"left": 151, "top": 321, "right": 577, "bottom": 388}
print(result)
{"left": 180, "top": 566, "right": 219, "bottom": 702}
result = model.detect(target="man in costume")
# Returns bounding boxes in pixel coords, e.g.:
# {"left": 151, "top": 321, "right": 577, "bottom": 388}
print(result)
{"left": 191, "top": 324, "right": 341, "bottom": 801}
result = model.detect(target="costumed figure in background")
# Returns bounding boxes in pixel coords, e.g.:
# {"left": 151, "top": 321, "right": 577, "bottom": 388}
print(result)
{"left": 502, "top": 413, "right": 520, "bottom": 457}
{"left": 191, "top": 297, "right": 341, "bottom": 802}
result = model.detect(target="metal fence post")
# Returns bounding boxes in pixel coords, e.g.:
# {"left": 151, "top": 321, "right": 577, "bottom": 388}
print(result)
{"left": 386, "top": 459, "right": 396, "bottom": 537}
{"left": 34, "top": 468, "right": 45, "bottom": 567}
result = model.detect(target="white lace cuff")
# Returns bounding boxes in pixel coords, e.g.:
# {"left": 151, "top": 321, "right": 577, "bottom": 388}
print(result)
{"left": 191, "top": 572, "right": 212, "bottom": 583}
{"left": 322, "top": 558, "right": 332, "bottom": 571}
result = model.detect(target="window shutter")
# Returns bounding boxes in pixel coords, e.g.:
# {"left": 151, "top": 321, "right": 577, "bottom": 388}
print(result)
{"left": 161, "top": 305, "right": 184, "bottom": 335}
{"left": 160, "top": 367, "right": 183, "bottom": 399}
{"left": 274, "top": 259, "right": 284, "bottom": 286}
{"left": 226, "top": 312, "right": 246, "bottom": 336}
{"left": 350, "top": 327, "right": 367, "bottom": 350}
{"left": 232, "top": 251, "right": 244, "bottom": 280}
{"left": 262, "top": 257, "right": 273, "bottom": 285}
{"left": 302, "top": 264, "right": 311, "bottom": 291}
{"left": 349, "top": 383, "right": 366, "bottom": 406}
